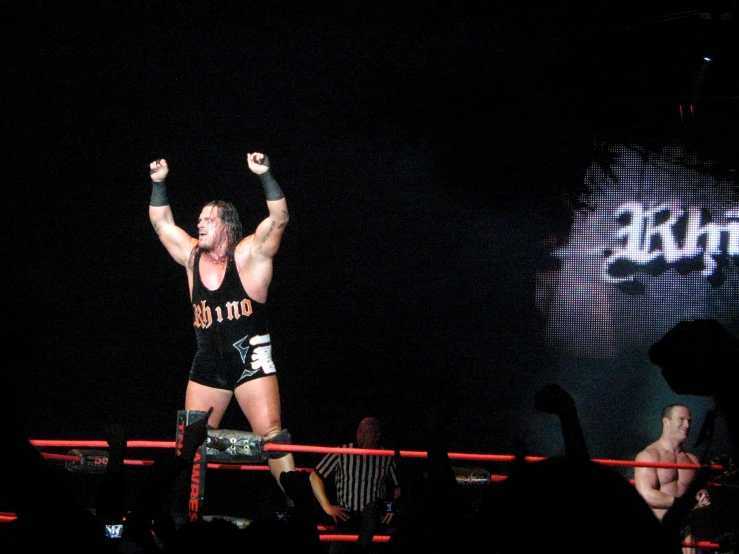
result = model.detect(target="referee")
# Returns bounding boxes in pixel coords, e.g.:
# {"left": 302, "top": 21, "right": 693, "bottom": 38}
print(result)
{"left": 310, "top": 416, "right": 401, "bottom": 553}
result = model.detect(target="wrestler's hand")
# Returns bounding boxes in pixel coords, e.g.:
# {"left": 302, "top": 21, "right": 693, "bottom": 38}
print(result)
{"left": 380, "top": 511, "right": 394, "bottom": 525}
{"left": 247, "top": 152, "right": 270, "bottom": 175}
{"left": 325, "top": 504, "right": 351, "bottom": 523}
{"left": 149, "top": 158, "right": 169, "bottom": 182}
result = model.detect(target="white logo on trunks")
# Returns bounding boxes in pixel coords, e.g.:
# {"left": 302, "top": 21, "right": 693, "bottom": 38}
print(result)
{"left": 236, "top": 334, "right": 276, "bottom": 381}
{"left": 233, "top": 335, "right": 251, "bottom": 364}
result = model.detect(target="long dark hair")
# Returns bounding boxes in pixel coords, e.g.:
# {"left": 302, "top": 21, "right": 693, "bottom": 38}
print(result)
{"left": 189, "top": 201, "right": 243, "bottom": 269}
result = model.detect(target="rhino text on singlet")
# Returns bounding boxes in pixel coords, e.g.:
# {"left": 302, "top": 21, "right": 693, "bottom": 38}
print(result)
{"left": 192, "top": 299, "right": 253, "bottom": 328}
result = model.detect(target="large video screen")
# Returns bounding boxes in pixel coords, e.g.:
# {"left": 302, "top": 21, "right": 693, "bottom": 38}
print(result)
{"left": 538, "top": 143, "right": 738, "bottom": 358}
{"left": 533, "top": 143, "right": 737, "bottom": 463}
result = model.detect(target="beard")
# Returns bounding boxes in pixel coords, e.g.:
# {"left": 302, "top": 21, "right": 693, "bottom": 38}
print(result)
{"left": 198, "top": 234, "right": 217, "bottom": 251}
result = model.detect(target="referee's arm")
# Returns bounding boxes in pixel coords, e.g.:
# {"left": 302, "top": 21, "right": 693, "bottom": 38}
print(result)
{"left": 309, "top": 470, "right": 351, "bottom": 522}
{"left": 309, "top": 469, "right": 333, "bottom": 513}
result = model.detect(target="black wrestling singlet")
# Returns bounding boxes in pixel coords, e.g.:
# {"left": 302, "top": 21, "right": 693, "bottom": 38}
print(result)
{"left": 189, "top": 250, "right": 275, "bottom": 389}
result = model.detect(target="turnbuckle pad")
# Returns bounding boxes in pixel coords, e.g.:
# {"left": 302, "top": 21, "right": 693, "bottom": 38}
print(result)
{"left": 205, "top": 429, "right": 267, "bottom": 463}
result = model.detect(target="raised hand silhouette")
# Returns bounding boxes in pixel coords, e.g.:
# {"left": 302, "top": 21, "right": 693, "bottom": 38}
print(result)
{"left": 534, "top": 383, "right": 590, "bottom": 461}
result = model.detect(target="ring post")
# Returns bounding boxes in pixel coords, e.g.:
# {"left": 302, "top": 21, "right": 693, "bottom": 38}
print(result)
{"left": 175, "top": 410, "right": 209, "bottom": 523}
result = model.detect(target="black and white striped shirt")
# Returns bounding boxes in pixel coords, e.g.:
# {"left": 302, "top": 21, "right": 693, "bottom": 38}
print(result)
{"left": 314, "top": 442, "right": 399, "bottom": 512}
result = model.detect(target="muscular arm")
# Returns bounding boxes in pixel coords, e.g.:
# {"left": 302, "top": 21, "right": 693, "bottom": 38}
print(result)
{"left": 246, "top": 152, "right": 289, "bottom": 259}
{"left": 147, "top": 159, "right": 197, "bottom": 267}
{"left": 634, "top": 450, "right": 675, "bottom": 511}
{"left": 252, "top": 196, "right": 289, "bottom": 260}
{"left": 149, "top": 205, "right": 197, "bottom": 267}
{"left": 236, "top": 153, "right": 290, "bottom": 300}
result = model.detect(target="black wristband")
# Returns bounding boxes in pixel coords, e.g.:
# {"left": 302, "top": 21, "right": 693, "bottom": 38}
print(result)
{"left": 258, "top": 170, "right": 284, "bottom": 201}
{"left": 150, "top": 180, "right": 169, "bottom": 207}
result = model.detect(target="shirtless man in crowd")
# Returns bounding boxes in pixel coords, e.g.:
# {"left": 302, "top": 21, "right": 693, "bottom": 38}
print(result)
{"left": 634, "top": 404, "right": 710, "bottom": 552}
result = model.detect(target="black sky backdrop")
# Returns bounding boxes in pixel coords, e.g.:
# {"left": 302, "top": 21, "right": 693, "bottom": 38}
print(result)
{"left": 4, "top": 1, "right": 738, "bottom": 462}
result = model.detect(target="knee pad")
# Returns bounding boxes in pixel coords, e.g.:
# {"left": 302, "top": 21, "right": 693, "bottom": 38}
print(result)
{"left": 264, "top": 428, "right": 292, "bottom": 459}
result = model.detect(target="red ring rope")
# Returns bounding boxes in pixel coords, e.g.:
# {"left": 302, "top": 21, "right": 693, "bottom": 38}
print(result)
{"left": 28, "top": 440, "right": 726, "bottom": 472}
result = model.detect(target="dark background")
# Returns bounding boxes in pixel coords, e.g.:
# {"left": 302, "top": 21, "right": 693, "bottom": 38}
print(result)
{"left": 4, "top": 1, "right": 737, "bottom": 476}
